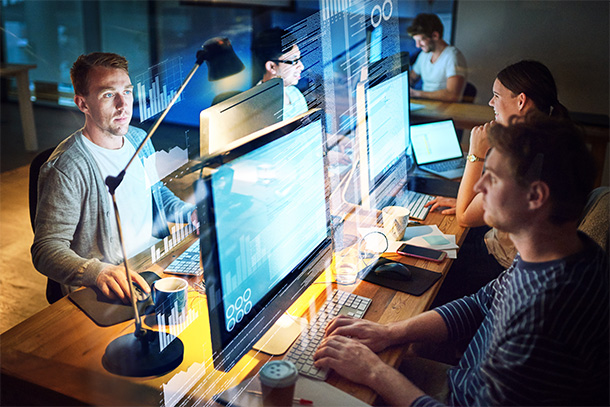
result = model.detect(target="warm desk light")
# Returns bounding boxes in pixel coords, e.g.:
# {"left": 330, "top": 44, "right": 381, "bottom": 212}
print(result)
{"left": 102, "top": 37, "right": 244, "bottom": 377}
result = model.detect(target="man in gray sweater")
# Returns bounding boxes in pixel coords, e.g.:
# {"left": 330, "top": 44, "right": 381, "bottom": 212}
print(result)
{"left": 32, "top": 53, "right": 195, "bottom": 302}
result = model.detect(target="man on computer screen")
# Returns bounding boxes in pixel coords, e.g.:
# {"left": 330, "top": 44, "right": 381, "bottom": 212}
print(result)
{"left": 31, "top": 53, "right": 196, "bottom": 303}
{"left": 314, "top": 117, "right": 609, "bottom": 406}
{"left": 407, "top": 13, "right": 467, "bottom": 102}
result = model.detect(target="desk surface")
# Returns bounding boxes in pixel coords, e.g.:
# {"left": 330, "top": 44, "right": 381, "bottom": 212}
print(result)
{"left": 1, "top": 204, "right": 466, "bottom": 406}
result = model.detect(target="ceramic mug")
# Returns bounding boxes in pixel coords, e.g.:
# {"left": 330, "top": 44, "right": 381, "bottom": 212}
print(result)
{"left": 152, "top": 277, "right": 188, "bottom": 325}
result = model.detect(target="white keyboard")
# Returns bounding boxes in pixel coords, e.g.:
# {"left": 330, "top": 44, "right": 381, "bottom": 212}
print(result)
{"left": 284, "top": 289, "right": 372, "bottom": 380}
{"left": 395, "top": 190, "right": 435, "bottom": 220}
{"left": 164, "top": 241, "right": 203, "bottom": 276}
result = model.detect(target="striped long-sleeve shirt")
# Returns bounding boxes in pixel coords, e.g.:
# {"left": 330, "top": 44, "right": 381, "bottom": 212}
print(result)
{"left": 413, "top": 233, "right": 609, "bottom": 406}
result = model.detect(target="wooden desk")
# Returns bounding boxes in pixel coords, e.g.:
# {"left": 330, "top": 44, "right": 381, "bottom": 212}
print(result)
{"left": 1, "top": 208, "right": 466, "bottom": 406}
{"left": 412, "top": 98, "right": 609, "bottom": 187}
{"left": 0, "top": 64, "right": 38, "bottom": 151}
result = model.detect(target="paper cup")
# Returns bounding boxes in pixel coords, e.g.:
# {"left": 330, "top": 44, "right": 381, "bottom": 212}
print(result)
{"left": 382, "top": 206, "right": 410, "bottom": 240}
{"left": 259, "top": 360, "right": 298, "bottom": 407}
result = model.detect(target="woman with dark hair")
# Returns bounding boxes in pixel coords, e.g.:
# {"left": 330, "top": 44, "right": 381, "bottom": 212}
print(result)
{"left": 252, "top": 27, "right": 307, "bottom": 120}
{"left": 495, "top": 60, "right": 569, "bottom": 119}
{"left": 425, "top": 60, "right": 571, "bottom": 305}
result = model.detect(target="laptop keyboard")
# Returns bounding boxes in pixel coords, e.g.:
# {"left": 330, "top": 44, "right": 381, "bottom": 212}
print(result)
{"left": 164, "top": 241, "right": 203, "bottom": 276}
{"left": 395, "top": 190, "right": 435, "bottom": 220}
{"left": 285, "top": 289, "right": 371, "bottom": 380}
{"left": 423, "top": 158, "right": 465, "bottom": 172}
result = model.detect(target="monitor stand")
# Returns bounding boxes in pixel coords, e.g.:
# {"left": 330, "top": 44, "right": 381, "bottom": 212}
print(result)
{"left": 253, "top": 313, "right": 305, "bottom": 355}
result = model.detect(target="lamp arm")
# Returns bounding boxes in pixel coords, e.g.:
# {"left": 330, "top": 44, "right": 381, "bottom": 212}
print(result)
{"left": 109, "top": 192, "right": 145, "bottom": 336}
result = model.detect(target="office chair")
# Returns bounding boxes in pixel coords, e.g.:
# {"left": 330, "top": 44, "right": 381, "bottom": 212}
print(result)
{"left": 462, "top": 82, "right": 477, "bottom": 104}
{"left": 29, "top": 146, "right": 64, "bottom": 304}
{"left": 578, "top": 186, "right": 609, "bottom": 254}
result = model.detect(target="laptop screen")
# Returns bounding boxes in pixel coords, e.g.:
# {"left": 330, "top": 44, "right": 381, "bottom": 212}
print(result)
{"left": 411, "top": 120, "right": 463, "bottom": 165}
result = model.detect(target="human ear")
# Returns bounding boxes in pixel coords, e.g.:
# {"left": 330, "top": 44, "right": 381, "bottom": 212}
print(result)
{"left": 265, "top": 60, "right": 277, "bottom": 75}
{"left": 74, "top": 95, "right": 89, "bottom": 114}
{"left": 517, "top": 92, "right": 527, "bottom": 111}
{"left": 527, "top": 181, "right": 550, "bottom": 210}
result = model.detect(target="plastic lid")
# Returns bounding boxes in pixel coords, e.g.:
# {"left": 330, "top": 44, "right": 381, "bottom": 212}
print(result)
{"left": 258, "top": 360, "right": 298, "bottom": 388}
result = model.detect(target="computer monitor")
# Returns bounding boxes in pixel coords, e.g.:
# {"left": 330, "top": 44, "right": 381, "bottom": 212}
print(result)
{"left": 194, "top": 110, "right": 332, "bottom": 372}
{"left": 359, "top": 68, "right": 410, "bottom": 209}
{"left": 199, "top": 77, "right": 284, "bottom": 157}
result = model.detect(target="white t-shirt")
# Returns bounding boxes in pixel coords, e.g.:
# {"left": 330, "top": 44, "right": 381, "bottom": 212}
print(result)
{"left": 412, "top": 45, "right": 467, "bottom": 93}
{"left": 81, "top": 134, "right": 159, "bottom": 258}
{"left": 283, "top": 85, "right": 308, "bottom": 120}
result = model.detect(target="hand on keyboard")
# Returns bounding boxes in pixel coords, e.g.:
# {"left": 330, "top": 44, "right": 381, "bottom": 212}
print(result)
{"left": 322, "top": 315, "right": 395, "bottom": 353}
{"left": 284, "top": 290, "right": 371, "bottom": 380}
{"left": 312, "top": 334, "right": 386, "bottom": 389}
{"left": 424, "top": 196, "right": 457, "bottom": 215}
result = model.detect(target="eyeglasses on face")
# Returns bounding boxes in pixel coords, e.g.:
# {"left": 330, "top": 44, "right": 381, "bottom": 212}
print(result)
{"left": 270, "top": 57, "right": 301, "bottom": 65}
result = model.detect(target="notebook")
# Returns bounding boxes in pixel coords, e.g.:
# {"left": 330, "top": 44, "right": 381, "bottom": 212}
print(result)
{"left": 411, "top": 119, "right": 466, "bottom": 179}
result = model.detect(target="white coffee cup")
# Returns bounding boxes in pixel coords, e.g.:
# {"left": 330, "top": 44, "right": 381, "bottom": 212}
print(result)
{"left": 382, "top": 206, "right": 410, "bottom": 241}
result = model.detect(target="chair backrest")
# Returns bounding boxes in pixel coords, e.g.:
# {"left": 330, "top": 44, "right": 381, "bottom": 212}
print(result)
{"left": 29, "top": 147, "right": 64, "bottom": 304}
{"left": 578, "top": 186, "right": 610, "bottom": 254}
{"left": 462, "top": 82, "right": 477, "bottom": 104}
{"left": 29, "top": 147, "right": 55, "bottom": 230}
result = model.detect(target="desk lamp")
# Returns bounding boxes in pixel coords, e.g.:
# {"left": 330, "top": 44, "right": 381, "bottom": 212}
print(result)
{"left": 102, "top": 37, "right": 244, "bottom": 377}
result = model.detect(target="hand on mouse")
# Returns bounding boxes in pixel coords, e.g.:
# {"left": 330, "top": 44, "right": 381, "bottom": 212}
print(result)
{"left": 96, "top": 265, "right": 150, "bottom": 303}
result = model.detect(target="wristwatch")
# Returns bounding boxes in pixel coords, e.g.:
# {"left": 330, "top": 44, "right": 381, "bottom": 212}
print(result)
{"left": 467, "top": 154, "right": 484, "bottom": 163}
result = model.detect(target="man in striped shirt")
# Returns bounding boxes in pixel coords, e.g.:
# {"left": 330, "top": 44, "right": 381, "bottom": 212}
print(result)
{"left": 314, "top": 116, "right": 609, "bottom": 406}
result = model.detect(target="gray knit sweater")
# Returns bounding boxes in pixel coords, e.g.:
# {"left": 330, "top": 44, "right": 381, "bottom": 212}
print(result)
{"left": 31, "top": 126, "right": 194, "bottom": 295}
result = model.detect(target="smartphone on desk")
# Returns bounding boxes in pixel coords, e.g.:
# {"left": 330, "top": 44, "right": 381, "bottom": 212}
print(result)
{"left": 396, "top": 243, "right": 447, "bottom": 262}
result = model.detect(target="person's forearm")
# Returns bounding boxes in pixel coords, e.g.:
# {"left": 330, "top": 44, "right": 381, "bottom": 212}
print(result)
{"left": 367, "top": 363, "right": 427, "bottom": 406}
{"left": 455, "top": 161, "right": 486, "bottom": 227}
{"left": 387, "top": 310, "right": 449, "bottom": 346}
{"left": 32, "top": 238, "right": 108, "bottom": 287}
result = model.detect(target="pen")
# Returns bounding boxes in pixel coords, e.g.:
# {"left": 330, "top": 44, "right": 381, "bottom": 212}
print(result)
{"left": 246, "top": 390, "right": 314, "bottom": 405}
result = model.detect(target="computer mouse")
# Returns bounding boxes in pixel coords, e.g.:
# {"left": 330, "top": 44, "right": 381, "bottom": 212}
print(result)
{"left": 373, "top": 262, "right": 412, "bottom": 281}
{"left": 132, "top": 280, "right": 150, "bottom": 302}
{"left": 131, "top": 271, "right": 160, "bottom": 302}
{"left": 131, "top": 281, "right": 150, "bottom": 302}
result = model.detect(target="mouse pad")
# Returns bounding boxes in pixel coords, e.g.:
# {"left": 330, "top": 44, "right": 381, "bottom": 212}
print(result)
{"left": 360, "top": 258, "right": 442, "bottom": 296}
{"left": 68, "top": 271, "right": 160, "bottom": 327}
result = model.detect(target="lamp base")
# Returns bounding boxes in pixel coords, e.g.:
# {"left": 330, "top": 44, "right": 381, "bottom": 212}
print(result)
{"left": 102, "top": 328, "right": 184, "bottom": 377}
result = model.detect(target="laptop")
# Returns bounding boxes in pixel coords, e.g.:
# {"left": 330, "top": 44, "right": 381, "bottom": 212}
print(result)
{"left": 410, "top": 119, "right": 466, "bottom": 179}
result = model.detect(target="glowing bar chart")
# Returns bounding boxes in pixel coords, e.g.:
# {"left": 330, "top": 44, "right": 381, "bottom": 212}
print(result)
{"left": 157, "top": 305, "right": 199, "bottom": 352}
{"left": 135, "top": 58, "right": 184, "bottom": 122}
{"left": 150, "top": 222, "right": 195, "bottom": 264}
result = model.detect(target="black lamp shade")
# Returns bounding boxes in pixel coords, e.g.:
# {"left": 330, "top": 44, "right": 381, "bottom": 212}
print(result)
{"left": 196, "top": 37, "right": 245, "bottom": 81}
